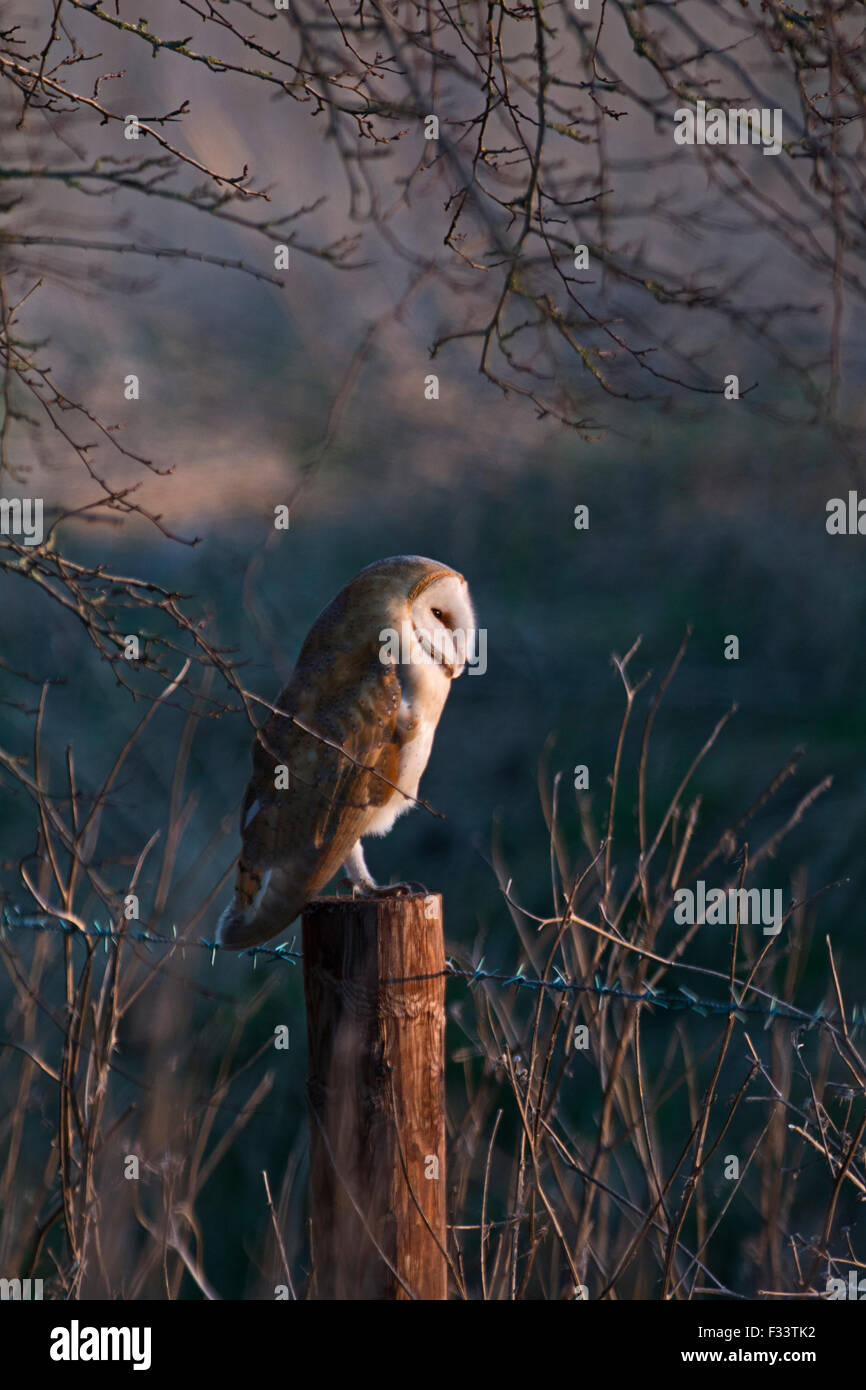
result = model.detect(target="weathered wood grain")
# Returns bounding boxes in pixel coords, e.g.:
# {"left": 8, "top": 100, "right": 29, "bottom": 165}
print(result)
{"left": 302, "top": 892, "right": 447, "bottom": 1300}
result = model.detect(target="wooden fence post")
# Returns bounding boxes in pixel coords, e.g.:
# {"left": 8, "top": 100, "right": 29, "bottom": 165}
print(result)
{"left": 302, "top": 891, "right": 448, "bottom": 1300}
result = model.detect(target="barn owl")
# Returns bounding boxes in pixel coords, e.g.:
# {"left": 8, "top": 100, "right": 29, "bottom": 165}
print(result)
{"left": 217, "top": 555, "right": 475, "bottom": 949}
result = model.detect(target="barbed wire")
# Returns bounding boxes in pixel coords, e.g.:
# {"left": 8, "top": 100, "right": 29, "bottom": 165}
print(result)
{"left": 2, "top": 909, "right": 863, "bottom": 1038}
{"left": 0, "top": 910, "right": 302, "bottom": 965}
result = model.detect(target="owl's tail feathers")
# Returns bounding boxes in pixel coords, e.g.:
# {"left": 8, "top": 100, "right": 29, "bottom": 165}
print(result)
{"left": 216, "top": 868, "right": 307, "bottom": 951}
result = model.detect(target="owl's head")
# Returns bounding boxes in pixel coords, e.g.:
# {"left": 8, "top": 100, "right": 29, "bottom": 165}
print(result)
{"left": 338, "top": 555, "right": 476, "bottom": 679}
{"left": 408, "top": 568, "right": 476, "bottom": 679}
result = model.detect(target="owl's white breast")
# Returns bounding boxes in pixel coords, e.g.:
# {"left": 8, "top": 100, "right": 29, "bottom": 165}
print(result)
{"left": 365, "top": 639, "right": 451, "bottom": 837}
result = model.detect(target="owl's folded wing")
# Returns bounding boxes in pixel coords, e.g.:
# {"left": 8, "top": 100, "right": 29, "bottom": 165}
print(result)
{"left": 231, "top": 657, "right": 404, "bottom": 925}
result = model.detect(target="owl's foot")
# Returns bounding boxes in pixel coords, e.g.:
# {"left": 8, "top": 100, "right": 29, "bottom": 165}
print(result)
{"left": 372, "top": 880, "right": 429, "bottom": 897}
{"left": 338, "top": 879, "right": 428, "bottom": 899}
{"left": 338, "top": 876, "right": 371, "bottom": 898}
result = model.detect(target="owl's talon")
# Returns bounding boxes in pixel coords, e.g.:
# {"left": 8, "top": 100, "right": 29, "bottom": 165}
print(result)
{"left": 368, "top": 880, "right": 428, "bottom": 898}
{"left": 338, "top": 876, "right": 373, "bottom": 899}
{"left": 338, "top": 881, "right": 424, "bottom": 900}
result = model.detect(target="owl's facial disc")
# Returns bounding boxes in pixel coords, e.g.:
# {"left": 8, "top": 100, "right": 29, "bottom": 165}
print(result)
{"left": 411, "top": 575, "right": 476, "bottom": 678}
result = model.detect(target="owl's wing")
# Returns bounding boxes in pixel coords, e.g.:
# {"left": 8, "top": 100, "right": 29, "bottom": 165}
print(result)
{"left": 253, "top": 663, "right": 404, "bottom": 891}
{"left": 218, "top": 656, "right": 403, "bottom": 947}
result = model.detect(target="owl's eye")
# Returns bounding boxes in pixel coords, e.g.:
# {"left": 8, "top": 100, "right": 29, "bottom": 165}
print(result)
{"left": 431, "top": 607, "right": 445, "bottom": 622}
